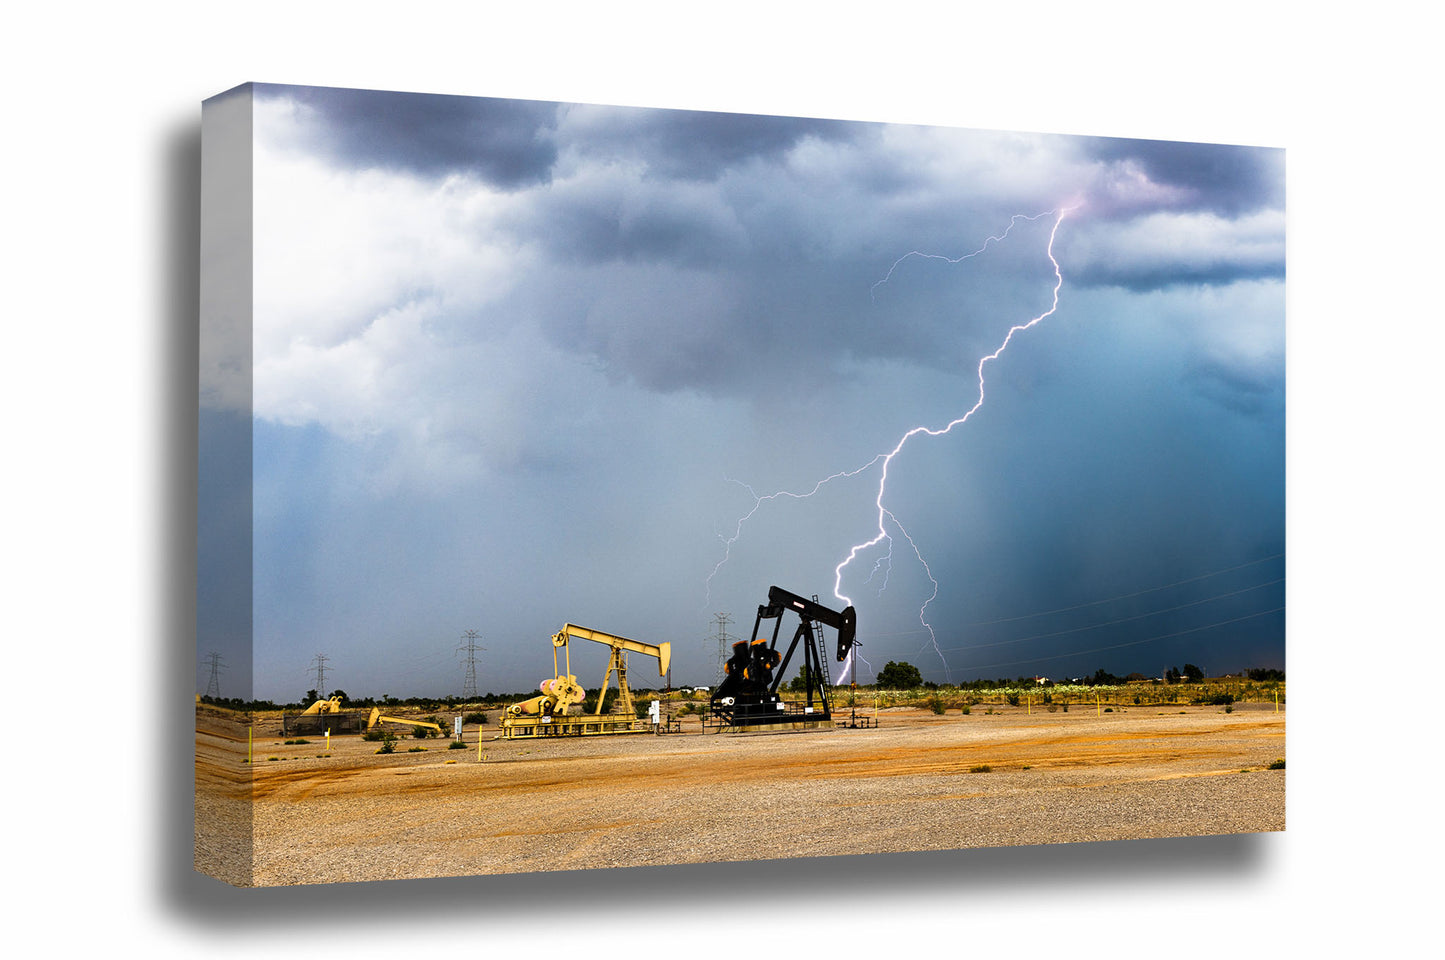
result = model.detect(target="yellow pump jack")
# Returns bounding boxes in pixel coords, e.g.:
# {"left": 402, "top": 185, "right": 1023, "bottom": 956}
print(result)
{"left": 502, "top": 624, "right": 670, "bottom": 739}
{"left": 366, "top": 707, "right": 444, "bottom": 736}
{"left": 300, "top": 695, "right": 345, "bottom": 715}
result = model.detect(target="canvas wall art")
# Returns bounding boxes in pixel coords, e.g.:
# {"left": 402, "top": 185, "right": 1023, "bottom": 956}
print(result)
{"left": 196, "top": 83, "right": 1285, "bottom": 887}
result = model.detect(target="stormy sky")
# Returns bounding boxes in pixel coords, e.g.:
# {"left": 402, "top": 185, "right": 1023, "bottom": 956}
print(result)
{"left": 200, "top": 83, "right": 1284, "bottom": 703}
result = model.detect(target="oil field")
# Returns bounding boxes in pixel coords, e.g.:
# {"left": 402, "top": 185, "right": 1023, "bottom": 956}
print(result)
{"left": 194, "top": 589, "right": 1284, "bottom": 887}
{"left": 195, "top": 88, "right": 1289, "bottom": 889}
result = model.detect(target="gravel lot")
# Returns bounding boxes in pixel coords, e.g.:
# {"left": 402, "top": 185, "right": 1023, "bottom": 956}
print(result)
{"left": 195, "top": 703, "right": 1285, "bottom": 887}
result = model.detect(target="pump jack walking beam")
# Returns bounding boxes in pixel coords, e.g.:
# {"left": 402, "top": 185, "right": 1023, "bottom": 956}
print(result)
{"left": 551, "top": 624, "right": 671, "bottom": 717}
{"left": 751, "top": 586, "right": 857, "bottom": 711}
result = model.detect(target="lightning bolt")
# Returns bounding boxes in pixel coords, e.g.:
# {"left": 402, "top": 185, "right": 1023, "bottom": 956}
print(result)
{"left": 709, "top": 204, "right": 1076, "bottom": 685}
{"left": 869, "top": 210, "right": 1056, "bottom": 300}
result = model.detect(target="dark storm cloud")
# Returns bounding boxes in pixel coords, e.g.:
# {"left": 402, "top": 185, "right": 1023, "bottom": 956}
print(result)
{"left": 559, "top": 104, "right": 859, "bottom": 180}
{"left": 260, "top": 85, "right": 860, "bottom": 191}
{"left": 1187, "top": 358, "right": 1283, "bottom": 416}
{"left": 517, "top": 239, "right": 1063, "bottom": 404}
{"left": 1069, "top": 256, "right": 1285, "bottom": 292}
{"left": 517, "top": 172, "right": 749, "bottom": 267}
{"left": 1083, "top": 136, "right": 1284, "bottom": 216}
{"left": 260, "top": 84, "right": 561, "bottom": 188}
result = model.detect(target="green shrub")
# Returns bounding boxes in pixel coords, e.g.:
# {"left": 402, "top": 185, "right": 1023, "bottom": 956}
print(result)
{"left": 960, "top": 705, "right": 970, "bottom": 715}
{"left": 928, "top": 695, "right": 946, "bottom": 715}
{"left": 284, "top": 738, "right": 310, "bottom": 745}
{"left": 969, "top": 764, "right": 992, "bottom": 774}
{"left": 463, "top": 711, "right": 487, "bottom": 725}
{"left": 1005, "top": 692, "right": 1021, "bottom": 707}
{"left": 448, "top": 740, "right": 466, "bottom": 750}
{"left": 1268, "top": 758, "right": 1285, "bottom": 770}
{"left": 408, "top": 746, "right": 426, "bottom": 753}
{"left": 412, "top": 726, "right": 433, "bottom": 739}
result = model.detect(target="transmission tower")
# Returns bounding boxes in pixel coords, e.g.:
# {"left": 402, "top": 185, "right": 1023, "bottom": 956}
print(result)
{"left": 708, "top": 613, "right": 738, "bottom": 685}
{"left": 202, "top": 651, "right": 225, "bottom": 699}
{"left": 457, "top": 630, "right": 485, "bottom": 699}
{"left": 308, "top": 653, "right": 330, "bottom": 699}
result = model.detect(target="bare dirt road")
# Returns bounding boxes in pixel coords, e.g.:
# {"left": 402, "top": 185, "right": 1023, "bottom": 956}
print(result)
{"left": 195, "top": 704, "right": 1284, "bottom": 887}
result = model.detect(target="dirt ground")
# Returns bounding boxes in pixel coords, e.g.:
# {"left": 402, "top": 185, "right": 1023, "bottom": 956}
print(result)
{"left": 195, "top": 702, "right": 1285, "bottom": 887}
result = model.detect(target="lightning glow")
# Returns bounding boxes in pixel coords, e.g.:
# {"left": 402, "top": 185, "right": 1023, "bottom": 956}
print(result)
{"left": 710, "top": 205, "right": 1076, "bottom": 685}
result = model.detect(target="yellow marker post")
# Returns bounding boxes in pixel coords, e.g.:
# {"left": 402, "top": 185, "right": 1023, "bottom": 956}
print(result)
{"left": 1027, "top": 695, "right": 1031, "bottom": 716}
{"left": 325, "top": 729, "right": 331, "bottom": 752}
{"left": 1096, "top": 695, "right": 1101, "bottom": 717}
{"left": 248, "top": 725, "right": 253, "bottom": 764}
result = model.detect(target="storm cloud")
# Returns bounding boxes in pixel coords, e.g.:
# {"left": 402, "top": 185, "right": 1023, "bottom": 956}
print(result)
{"left": 205, "top": 85, "right": 1285, "bottom": 701}
{"left": 265, "top": 84, "right": 562, "bottom": 188}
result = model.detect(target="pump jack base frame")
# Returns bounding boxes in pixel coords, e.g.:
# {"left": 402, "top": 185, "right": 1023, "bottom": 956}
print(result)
{"left": 705, "top": 700, "right": 834, "bottom": 734}
{"left": 500, "top": 714, "right": 652, "bottom": 740}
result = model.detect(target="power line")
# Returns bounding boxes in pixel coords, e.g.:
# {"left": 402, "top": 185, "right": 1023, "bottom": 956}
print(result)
{"left": 955, "top": 606, "right": 1285, "bottom": 674}
{"left": 707, "top": 613, "right": 737, "bottom": 685}
{"left": 936, "top": 577, "right": 1284, "bottom": 655}
{"left": 958, "top": 553, "right": 1285, "bottom": 628}
{"left": 308, "top": 653, "right": 330, "bottom": 699}
{"left": 202, "top": 651, "right": 225, "bottom": 698}
{"left": 457, "top": 630, "right": 485, "bottom": 699}
{"left": 853, "top": 553, "right": 1286, "bottom": 644}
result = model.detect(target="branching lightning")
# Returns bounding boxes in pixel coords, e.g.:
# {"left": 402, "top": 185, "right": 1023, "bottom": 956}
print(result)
{"left": 709, "top": 205, "right": 1077, "bottom": 687}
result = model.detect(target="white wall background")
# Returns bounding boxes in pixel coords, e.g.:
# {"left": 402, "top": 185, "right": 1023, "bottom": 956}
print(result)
{"left": 3, "top": 2, "right": 1436, "bottom": 954}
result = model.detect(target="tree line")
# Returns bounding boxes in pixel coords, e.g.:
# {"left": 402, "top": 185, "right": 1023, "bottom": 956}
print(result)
{"left": 199, "top": 662, "right": 1286, "bottom": 712}
{"left": 870, "top": 660, "right": 1285, "bottom": 690}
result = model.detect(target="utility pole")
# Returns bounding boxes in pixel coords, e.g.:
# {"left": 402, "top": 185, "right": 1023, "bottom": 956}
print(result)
{"left": 202, "top": 651, "right": 224, "bottom": 699}
{"left": 457, "top": 630, "right": 485, "bottom": 700}
{"left": 309, "top": 653, "right": 330, "bottom": 699}
{"left": 708, "top": 613, "right": 736, "bottom": 685}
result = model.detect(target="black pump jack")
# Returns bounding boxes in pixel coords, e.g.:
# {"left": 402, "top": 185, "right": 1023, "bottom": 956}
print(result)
{"left": 711, "top": 585, "right": 857, "bottom": 725}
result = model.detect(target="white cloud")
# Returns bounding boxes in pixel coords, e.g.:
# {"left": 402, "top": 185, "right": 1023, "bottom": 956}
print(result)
{"left": 248, "top": 102, "right": 556, "bottom": 482}
{"left": 1062, "top": 208, "right": 1285, "bottom": 288}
